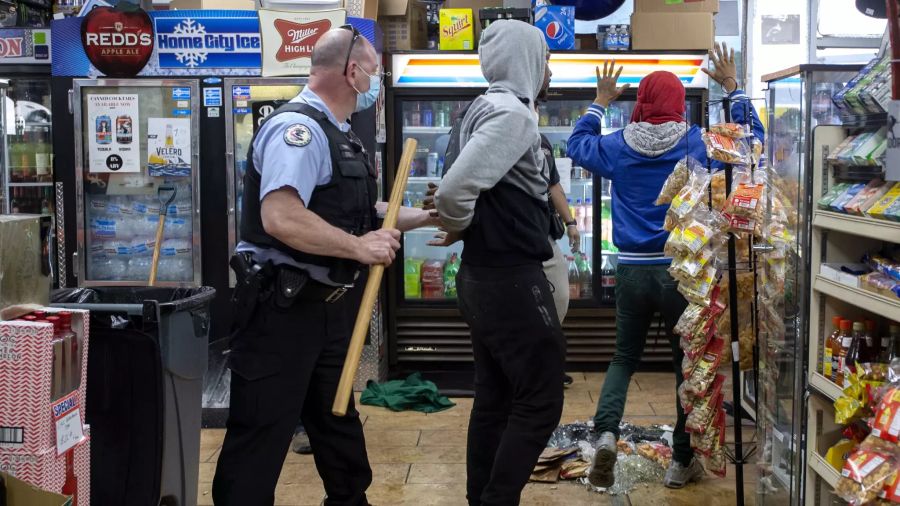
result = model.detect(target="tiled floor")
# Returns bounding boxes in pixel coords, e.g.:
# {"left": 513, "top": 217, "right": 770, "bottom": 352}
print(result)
{"left": 198, "top": 372, "right": 759, "bottom": 505}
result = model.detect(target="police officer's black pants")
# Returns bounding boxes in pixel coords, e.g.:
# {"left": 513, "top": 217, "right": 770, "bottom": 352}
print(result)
{"left": 456, "top": 264, "right": 566, "bottom": 506}
{"left": 212, "top": 292, "right": 372, "bottom": 506}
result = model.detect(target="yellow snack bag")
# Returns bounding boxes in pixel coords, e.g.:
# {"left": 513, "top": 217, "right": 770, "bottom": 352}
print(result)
{"left": 865, "top": 182, "right": 900, "bottom": 219}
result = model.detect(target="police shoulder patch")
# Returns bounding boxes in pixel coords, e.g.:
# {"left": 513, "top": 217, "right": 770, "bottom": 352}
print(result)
{"left": 284, "top": 124, "right": 312, "bottom": 147}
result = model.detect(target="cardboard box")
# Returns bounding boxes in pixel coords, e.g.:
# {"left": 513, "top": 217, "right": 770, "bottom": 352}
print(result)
{"left": 378, "top": 0, "right": 428, "bottom": 51}
{"left": 347, "top": 0, "right": 379, "bottom": 20}
{"left": 634, "top": 0, "right": 719, "bottom": 13}
{"left": 258, "top": 9, "right": 347, "bottom": 77}
{"left": 0, "top": 450, "right": 65, "bottom": 496}
{"left": 444, "top": 0, "right": 502, "bottom": 43}
{"left": 0, "top": 215, "right": 50, "bottom": 310}
{"left": 0, "top": 310, "right": 89, "bottom": 455}
{"left": 631, "top": 12, "right": 714, "bottom": 51}
{"left": 534, "top": 5, "right": 575, "bottom": 50}
{"left": 439, "top": 9, "right": 475, "bottom": 50}
{"left": 1, "top": 472, "right": 70, "bottom": 506}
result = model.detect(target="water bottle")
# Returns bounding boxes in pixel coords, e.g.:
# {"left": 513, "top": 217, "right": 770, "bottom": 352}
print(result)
{"left": 620, "top": 26, "right": 630, "bottom": 51}
{"left": 603, "top": 27, "right": 615, "bottom": 51}
{"left": 166, "top": 217, "right": 192, "bottom": 239}
{"left": 161, "top": 239, "right": 191, "bottom": 257}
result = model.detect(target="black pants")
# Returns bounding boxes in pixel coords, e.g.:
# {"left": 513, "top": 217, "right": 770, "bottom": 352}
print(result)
{"left": 456, "top": 263, "right": 566, "bottom": 506}
{"left": 212, "top": 290, "right": 372, "bottom": 506}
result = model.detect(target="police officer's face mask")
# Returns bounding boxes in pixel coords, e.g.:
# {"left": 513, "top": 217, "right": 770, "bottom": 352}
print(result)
{"left": 352, "top": 65, "right": 380, "bottom": 112}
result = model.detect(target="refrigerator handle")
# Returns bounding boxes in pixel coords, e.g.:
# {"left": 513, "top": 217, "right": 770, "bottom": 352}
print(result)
{"left": 72, "top": 251, "right": 79, "bottom": 280}
{"left": 226, "top": 150, "right": 235, "bottom": 215}
{"left": 67, "top": 88, "right": 74, "bottom": 115}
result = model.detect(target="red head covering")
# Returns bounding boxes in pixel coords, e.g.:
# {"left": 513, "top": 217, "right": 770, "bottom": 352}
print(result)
{"left": 630, "top": 71, "right": 686, "bottom": 125}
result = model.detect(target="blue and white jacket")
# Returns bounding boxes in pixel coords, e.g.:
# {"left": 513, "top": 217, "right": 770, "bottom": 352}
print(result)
{"left": 567, "top": 91, "right": 764, "bottom": 265}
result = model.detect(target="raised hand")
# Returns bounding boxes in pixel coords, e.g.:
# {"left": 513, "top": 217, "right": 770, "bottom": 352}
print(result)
{"left": 595, "top": 60, "right": 630, "bottom": 108}
{"left": 702, "top": 42, "right": 738, "bottom": 94}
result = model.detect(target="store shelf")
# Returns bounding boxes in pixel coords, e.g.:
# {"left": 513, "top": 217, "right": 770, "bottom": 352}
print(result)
{"left": 8, "top": 182, "right": 53, "bottom": 188}
{"left": 404, "top": 126, "right": 452, "bottom": 135}
{"left": 808, "top": 371, "right": 843, "bottom": 402}
{"left": 813, "top": 210, "right": 900, "bottom": 244}
{"left": 408, "top": 176, "right": 440, "bottom": 183}
{"left": 540, "top": 126, "right": 575, "bottom": 134}
{"left": 809, "top": 452, "right": 841, "bottom": 489}
{"left": 814, "top": 275, "right": 900, "bottom": 322}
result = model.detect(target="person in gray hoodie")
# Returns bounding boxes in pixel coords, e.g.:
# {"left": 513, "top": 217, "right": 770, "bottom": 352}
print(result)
{"left": 431, "top": 20, "right": 565, "bottom": 506}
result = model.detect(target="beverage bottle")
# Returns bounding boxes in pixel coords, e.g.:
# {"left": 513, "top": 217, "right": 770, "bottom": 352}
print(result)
{"left": 403, "top": 191, "right": 412, "bottom": 207}
{"left": 59, "top": 311, "right": 79, "bottom": 395}
{"left": 45, "top": 315, "right": 64, "bottom": 401}
{"left": 575, "top": 199, "right": 585, "bottom": 232}
{"left": 824, "top": 315, "right": 842, "bottom": 380}
{"left": 585, "top": 198, "right": 593, "bottom": 232}
{"left": 568, "top": 198, "right": 575, "bottom": 219}
{"left": 579, "top": 252, "right": 593, "bottom": 298}
{"left": 836, "top": 319, "right": 853, "bottom": 387}
{"left": 553, "top": 143, "right": 562, "bottom": 159}
{"left": 62, "top": 450, "right": 78, "bottom": 506}
{"left": 549, "top": 108, "right": 560, "bottom": 127}
{"left": 560, "top": 106, "right": 570, "bottom": 126}
{"left": 865, "top": 320, "right": 878, "bottom": 363}
{"left": 559, "top": 140, "right": 568, "bottom": 158}
{"left": 620, "top": 25, "right": 630, "bottom": 51}
{"left": 422, "top": 104, "right": 434, "bottom": 127}
{"left": 603, "top": 27, "right": 615, "bottom": 51}
{"left": 568, "top": 256, "right": 581, "bottom": 300}
{"left": 411, "top": 103, "right": 422, "bottom": 127}
{"left": 880, "top": 324, "right": 900, "bottom": 363}
{"left": 539, "top": 109, "right": 550, "bottom": 127}
{"left": 845, "top": 321, "right": 869, "bottom": 385}
{"left": 600, "top": 255, "right": 615, "bottom": 303}
{"left": 570, "top": 107, "right": 580, "bottom": 125}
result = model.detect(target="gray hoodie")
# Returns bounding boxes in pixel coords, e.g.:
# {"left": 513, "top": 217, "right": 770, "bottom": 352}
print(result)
{"left": 434, "top": 20, "right": 549, "bottom": 233}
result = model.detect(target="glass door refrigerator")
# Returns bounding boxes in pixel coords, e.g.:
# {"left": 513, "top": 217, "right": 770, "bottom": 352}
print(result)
{"left": 72, "top": 79, "right": 201, "bottom": 287}
{"left": 386, "top": 52, "right": 708, "bottom": 372}
{"left": 224, "top": 78, "right": 306, "bottom": 285}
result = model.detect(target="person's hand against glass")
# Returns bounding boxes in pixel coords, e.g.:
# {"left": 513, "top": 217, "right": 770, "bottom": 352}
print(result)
{"left": 567, "top": 223, "right": 581, "bottom": 253}
{"left": 427, "top": 229, "right": 461, "bottom": 247}
{"left": 702, "top": 42, "right": 738, "bottom": 94}
{"left": 595, "top": 60, "right": 629, "bottom": 108}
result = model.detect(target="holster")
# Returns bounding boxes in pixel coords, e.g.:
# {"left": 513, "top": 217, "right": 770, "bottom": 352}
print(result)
{"left": 230, "top": 253, "right": 272, "bottom": 331}
{"left": 273, "top": 266, "right": 309, "bottom": 309}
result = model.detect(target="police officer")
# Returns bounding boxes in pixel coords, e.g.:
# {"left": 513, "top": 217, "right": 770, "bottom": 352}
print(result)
{"left": 212, "top": 27, "right": 438, "bottom": 505}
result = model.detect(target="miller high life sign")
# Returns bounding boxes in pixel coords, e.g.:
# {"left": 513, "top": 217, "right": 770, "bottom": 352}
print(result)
{"left": 258, "top": 9, "right": 346, "bottom": 77}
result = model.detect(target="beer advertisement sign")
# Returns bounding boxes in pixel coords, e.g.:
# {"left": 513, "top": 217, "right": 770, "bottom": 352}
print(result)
{"left": 81, "top": 6, "right": 154, "bottom": 77}
{"left": 147, "top": 117, "right": 192, "bottom": 177}
{"left": 258, "top": 9, "right": 346, "bottom": 77}
{"left": 86, "top": 94, "right": 140, "bottom": 173}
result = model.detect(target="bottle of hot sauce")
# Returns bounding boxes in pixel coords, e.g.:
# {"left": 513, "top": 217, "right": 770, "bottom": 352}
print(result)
{"left": 824, "top": 315, "right": 842, "bottom": 381}
{"left": 836, "top": 319, "right": 853, "bottom": 387}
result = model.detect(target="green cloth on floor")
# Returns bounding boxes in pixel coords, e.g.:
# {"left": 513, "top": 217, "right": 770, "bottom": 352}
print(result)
{"left": 360, "top": 372, "right": 456, "bottom": 413}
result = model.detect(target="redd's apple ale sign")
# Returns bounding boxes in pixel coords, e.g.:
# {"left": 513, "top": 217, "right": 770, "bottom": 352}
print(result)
{"left": 81, "top": 6, "right": 154, "bottom": 77}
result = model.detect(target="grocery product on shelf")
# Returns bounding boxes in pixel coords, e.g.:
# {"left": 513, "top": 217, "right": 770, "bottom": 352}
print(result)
{"left": 824, "top": 315, "right": 842, "bottom": 380}
{"left": 567, "top": 256, "right": 580, "bottom": 300}
{"left": 600, "top": 255, "right": 615, "bottom": 304}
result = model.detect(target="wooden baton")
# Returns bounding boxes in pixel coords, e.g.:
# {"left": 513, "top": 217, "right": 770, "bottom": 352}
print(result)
{"left": 332, "top": 138, "right": 418, "bottom": 416}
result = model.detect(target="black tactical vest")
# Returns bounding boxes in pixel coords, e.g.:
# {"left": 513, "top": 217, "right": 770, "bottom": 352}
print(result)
{"left": 240, "top": 102, "right": 378, "bottom": 285}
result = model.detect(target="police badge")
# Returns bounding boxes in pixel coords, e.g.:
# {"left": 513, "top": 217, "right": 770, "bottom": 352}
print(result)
{"left": 284, "top": 124, "right": 312, "bottom": 147}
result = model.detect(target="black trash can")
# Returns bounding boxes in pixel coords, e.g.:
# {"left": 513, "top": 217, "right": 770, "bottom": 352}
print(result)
{"left": 53, "top": 287, "right": 215, "bottom": 506}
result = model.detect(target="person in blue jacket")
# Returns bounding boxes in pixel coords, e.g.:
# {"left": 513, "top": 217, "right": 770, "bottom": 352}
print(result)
{"left": 567, "top": 43, "right": 764, "bottom": 490}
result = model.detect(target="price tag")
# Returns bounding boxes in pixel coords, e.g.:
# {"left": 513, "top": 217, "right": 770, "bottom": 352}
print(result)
{"left": 52, "top": 393, "right": 85, "bottom": 456}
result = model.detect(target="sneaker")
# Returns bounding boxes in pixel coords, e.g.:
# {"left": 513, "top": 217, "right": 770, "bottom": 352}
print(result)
{"left": 587, "top": 431, "right": 617, "bottom": 488}
{"left": 563, "top": 374, "right": 574, "bottom": 387}
{"left": 663, "top": 457, "right": 705, "bottom": 489}
{"left": 291, "top": 431, "right": 312, "bottom": 455}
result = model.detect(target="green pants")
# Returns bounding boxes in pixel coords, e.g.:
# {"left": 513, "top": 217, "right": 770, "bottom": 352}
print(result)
{"left": 593, "top": 263, "right": 693, "bottom": 466}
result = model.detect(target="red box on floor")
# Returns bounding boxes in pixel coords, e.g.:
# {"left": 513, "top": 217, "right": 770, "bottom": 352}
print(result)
{"left": 0, "top": 428, "right": 90, "bottom": 505}
{"left": 0, "top": 310, "right": 90, "bottom": 455}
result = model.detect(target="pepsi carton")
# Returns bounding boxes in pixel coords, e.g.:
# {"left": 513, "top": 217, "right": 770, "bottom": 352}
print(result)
{"left": 534, "top": 5, "right": 575, "bottom": 50}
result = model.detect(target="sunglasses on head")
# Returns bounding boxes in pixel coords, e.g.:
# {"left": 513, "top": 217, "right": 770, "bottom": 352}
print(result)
{"left": 340, "top": 24, "right": 361, "bottom": 77}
